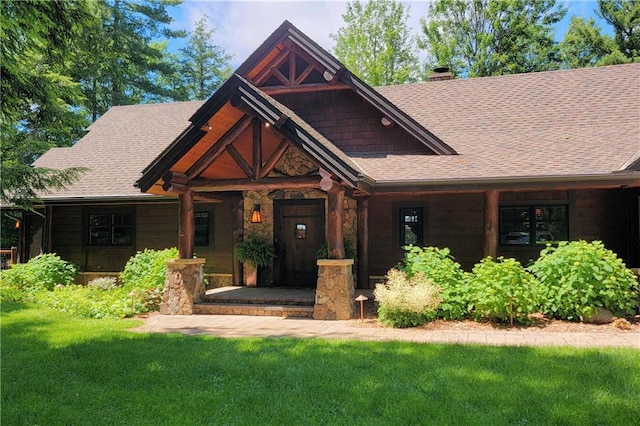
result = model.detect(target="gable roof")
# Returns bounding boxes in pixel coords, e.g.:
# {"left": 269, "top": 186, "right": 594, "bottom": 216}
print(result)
{"left": 236, "top": 20, "right": 456, "bottom": 155}
{"left": 137, "top": 74, "right": 367, "bottom": 193}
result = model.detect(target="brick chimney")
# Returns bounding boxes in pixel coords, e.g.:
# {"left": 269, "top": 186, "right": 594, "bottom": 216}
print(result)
{"left": 428, "top": 66, "right": 453, "bottom": 82}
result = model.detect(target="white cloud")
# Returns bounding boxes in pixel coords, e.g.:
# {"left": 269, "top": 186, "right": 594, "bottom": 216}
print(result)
{"left": 172, "top": 0, "right": 432, "bottom": 68}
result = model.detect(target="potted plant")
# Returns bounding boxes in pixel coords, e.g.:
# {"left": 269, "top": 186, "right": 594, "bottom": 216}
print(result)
{"left": 234, "top": 235, "right": 276, "bottom": 286}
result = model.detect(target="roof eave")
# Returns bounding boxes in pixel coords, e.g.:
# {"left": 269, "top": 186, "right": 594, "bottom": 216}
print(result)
{"left": 372, "top": 172, "right": 640, "bottom": 193}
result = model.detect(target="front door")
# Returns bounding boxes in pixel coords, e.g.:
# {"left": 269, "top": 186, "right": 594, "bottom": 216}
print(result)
{"left": 274, "top": 199, "right": 325, "bottom": 287}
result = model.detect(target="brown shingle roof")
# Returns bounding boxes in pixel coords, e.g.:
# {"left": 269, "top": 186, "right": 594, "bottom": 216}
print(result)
{"left": 367, "top": 63, "right": 640, "bottom": 184}
{"left": 34, "top": 101, "right": 202, "bottom": 201}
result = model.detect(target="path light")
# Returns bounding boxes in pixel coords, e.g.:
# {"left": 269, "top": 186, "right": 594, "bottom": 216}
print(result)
{"left": 355, "top": 294, "right": 368, "bottom": 322}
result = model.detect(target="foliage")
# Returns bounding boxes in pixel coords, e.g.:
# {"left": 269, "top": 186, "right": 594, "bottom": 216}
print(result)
{"left": 419, "top": 0, "right": 567, "bottom": 78}
{"left": 234, "top": 236, "right": 276, "bottom": 268}
{"left": 70, "top": 0, "right": 186, "bottom": 121}
{"left": 0, "top": 254, "right": 77, "bottom": 294}
{"left": 88, "top": 276, "right": 120, "bottom": 290}
{"left": 331, "top": 0, "right": 420, "bottom": 85}
{"left": 374, "top": 269, "right": 442, "bottom": 327}
{"left": 560, "top": 0, "right": 639, "bottom": 67}
{"left": 119, "top": 248, "right": 178, "bottom": 291}
{"left": 176, "top": 15, "right": 233, "bottom": 100}
{"left": 529, "top": 240, "right": 639, "bottom": 320}
{"left": 0, "top": 0, "right": 92, "bottom": 209}
{"left": 468, "top": 257, "right": 540, "bottom": 325}
{"left": 398, "top": 246, "right": 470, "bottom": 319}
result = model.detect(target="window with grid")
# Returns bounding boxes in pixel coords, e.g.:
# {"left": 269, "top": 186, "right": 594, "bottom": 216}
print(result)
{"left": 194, "top": 211, "right": 211, "bottom": 246}
{"left": 399, "top": 207, "right": 424, "bottom": 247}
{"left": 88, "top": 213, "right": 133, "bottom": 246}
{"left": 499, "top": 205, "right": 568, "bottom": 246}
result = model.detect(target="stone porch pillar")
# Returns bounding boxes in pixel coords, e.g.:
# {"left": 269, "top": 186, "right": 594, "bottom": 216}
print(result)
{"left": 160, "top": 258, "right": 206, "bottom": 315}
{"left": 313, "top": 259, "right": 355, "bottom": 320}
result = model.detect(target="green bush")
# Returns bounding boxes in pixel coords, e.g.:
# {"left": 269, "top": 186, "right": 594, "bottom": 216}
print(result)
{"left": 398, "top": 246, "right": 470, "bottom": 320}
{"left": 529, "top": 240, "right": 639, "bottom": 320}
{"left": 34, "top": 285, "right": 133, "bottom": 319}
{"left": 374, "top": 268, "right": 442, "bottom": 328}
{"left": 0, "top": 253, "right": 77, "bottom": 294}
{"left": 120, "top": 248, "right": 178, "bottom": 291}
{"left": 468, "top": 257, "right": 540, "bottom": 325}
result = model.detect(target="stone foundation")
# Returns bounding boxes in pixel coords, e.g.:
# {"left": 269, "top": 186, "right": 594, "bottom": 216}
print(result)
{"left": 160, "top": 258, "right": 206, "bottom": 315}
{"left": 313, "top": 259, "right": 355, "bottom": 320}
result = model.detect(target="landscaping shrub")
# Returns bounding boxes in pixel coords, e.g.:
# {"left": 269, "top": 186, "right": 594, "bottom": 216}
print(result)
{"left": 374, "top": 268, "right": 442, "bottom": 328}
{"left": 88, "top": 276, "right": 119, "bottom": 290}
{"left": 468, "top": 257, "right": 540, "bottom": 325}
{"left": 529, "top": 240, "right": 639, "bottom": 320}
{"left": 120, "top": 247, "right": 178, "bottom": 290}
{"left": 398, "top": 246, "right": 470, "bottom": 319}
{"left": 0, "top": 253, "right": 77, "bottom": 296}
{"left": 34, "top": 285, "right": 134, "bottom": 319}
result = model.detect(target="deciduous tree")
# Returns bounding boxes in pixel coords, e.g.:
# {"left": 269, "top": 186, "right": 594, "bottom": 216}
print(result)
{"left": 331, "top": 0, "right": 420, "bottom": 86}
{"left": 419, "top": 0, "right": 566, "bottom": 78}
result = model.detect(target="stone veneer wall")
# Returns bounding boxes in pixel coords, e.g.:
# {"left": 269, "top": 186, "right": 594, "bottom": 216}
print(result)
{"left": 242, "top": 146, "right": 358, "bottom": 286}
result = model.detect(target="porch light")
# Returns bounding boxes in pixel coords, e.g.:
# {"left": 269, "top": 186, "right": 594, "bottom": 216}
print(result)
{"left": 250, "top": 204, "right": 262, "bottom": 223}
{"left": 15, "top": 220, "right": 20, "bottom": 229}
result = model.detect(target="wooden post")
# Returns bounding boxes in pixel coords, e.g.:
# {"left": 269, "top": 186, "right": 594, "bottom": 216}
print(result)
{"left": 231, "top": 194, "right": 244, "bottom": 286}
{"left": 178, "top": 190, "right": 195, "bottom": 259}
{"left": 483, "top": 190, "right": 499, "bottom": 259}
{"left": 252, "top": 117, "right": 262, "bottom": 179}
{"left": 327, "top": 186, "right": 345, "bottom": 259}
{"left": 357, "top": 198, "right": 369, "bottom": 289}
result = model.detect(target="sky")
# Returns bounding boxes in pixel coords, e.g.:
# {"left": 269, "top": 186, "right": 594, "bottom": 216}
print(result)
{"left": 168, "top": 0, "right": 610, "bottom": 69}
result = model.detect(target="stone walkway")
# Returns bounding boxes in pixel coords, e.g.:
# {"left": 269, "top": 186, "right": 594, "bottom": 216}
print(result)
{"left": 132, "top": 314, "right": 640, "bottom": 348}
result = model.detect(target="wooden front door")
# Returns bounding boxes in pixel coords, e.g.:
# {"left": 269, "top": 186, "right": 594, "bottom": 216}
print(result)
{"left": 274, "top": 199, "right": 325, "bottom": 287}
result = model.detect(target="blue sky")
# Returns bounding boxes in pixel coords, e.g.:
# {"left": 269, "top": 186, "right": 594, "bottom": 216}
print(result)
{"left": 168, "top": 1, "right": 611, "bottom": 68}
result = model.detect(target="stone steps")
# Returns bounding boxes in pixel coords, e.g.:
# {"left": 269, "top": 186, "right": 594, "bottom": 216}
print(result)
{"left": 193, "top": 302, "right": 314, "bottom": 318}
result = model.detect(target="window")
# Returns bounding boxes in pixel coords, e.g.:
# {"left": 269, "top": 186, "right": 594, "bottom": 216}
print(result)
{"left": 500, "top": 205, "right": 568, "bottom": 246}
{"left": 399, "top": 207, "right": 424, "bottom": 246}
{"left": 88, "top": 213, "right": 132, "bottom": 246}
{"left": 194, "top": 211, "right": 210, "bottom": 246}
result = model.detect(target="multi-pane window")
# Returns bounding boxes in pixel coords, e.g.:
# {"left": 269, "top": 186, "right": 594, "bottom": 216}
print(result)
{"left": 88, "top": 213, "right": 133, "bottom": 246}
{"left": 399, "top": 207, "right": 424, "bottom": 246}
{"left": 194, "top": 211, "right": 210, "bottom": 246}
{"left": 500, "top": 205, "right": 568, "bottom": 246}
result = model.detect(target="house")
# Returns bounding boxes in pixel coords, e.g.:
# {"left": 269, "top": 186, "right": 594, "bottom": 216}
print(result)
{"left": 24, "top": 21, "right": 640, "bottom": 298}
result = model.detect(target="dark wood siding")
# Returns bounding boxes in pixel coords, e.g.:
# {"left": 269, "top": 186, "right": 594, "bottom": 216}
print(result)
{"left": 367, "top": 189, "right": 636, "bottom": 281}
{"left": 49, "top": 201, "right": 234, "bottom": 274}
{"left": 274, "top": 91, "right": 431, "bottom": 154}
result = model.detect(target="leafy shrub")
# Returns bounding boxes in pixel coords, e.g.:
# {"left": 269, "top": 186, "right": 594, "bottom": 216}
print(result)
{"left": 529, "top": 240, "right": 639, "bottom": 320}
{"left": 0, "top": 253, "right": 77, "bottom": 293}
{"left": 88, "top": 276, "right": 119, "bottom": 290}
{"left": 120, "top": 248, "right": 178, "bottom": 291}
{"left": 468, "top": 257, "right": 540, "bottom": 325}
{"left": 34, "top": 285, "right": 133, "bottom": 319}
{"left": 398, "top": 246, "right": 470, "bottom": 320}
{"left": 234, "top": 236, "right": 275, "bottom": 267}
{"left": 374, "top": 268, "right": 442, "bottom": 328}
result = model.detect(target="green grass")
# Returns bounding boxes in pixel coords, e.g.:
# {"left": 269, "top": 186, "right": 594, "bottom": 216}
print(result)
{"left": 2, "top": 303, "right": 639, "bottom": 425}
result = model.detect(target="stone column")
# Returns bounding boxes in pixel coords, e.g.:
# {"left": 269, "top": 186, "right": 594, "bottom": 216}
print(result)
{"left": 313, "top": 259, "right": 355, "bottom": 320}
{"left": 160, "top": 258, "right": 206, "bottom": 315}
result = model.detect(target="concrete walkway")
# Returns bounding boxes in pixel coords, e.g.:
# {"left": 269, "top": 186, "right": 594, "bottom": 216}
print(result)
{"left": 132, "top": 314, "right": 640, "bottom": 348}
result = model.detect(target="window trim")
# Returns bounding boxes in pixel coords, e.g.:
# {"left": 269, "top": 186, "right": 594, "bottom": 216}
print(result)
{"left": 398, "top": 206, "right": 425, "bottom": 247}
{"left": 86, "top": 210, "right": 135, "bottom": 247}
{"left": 499, "top": 204, "right": 568, "bottom": 247}
{"left": 194, "top": 210, "right": 212, "bottom": 247}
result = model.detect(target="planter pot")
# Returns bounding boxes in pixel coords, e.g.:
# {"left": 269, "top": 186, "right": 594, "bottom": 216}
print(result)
{"left": 245, "top": 263, "right": 258, "bottom": 287}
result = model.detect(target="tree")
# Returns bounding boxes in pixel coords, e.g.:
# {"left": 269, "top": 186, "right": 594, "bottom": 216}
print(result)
{"left": 419, "top": 0, "right": 567, "bottom": 78}
{"left": 71, "top": 0, "right": 186, "bottom": 121}
{"left": 560, "top": 0, "right": 639, "bottom": 67}
{"left": 1, "top": 0, "right": 92, "bottom": 210}
{"left": 331, "top": 0, "right": 420, "bottom": 86}
{"left": 177, "top": 15, "right": 233, "bottom": 100}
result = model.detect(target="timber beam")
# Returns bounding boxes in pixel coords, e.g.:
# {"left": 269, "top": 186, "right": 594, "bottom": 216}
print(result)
{"left": 189, "top": 176, "right": 323, "bottom": 192}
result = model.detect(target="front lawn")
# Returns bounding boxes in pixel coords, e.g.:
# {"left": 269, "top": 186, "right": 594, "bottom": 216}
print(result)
{"left": 2, "top": 303, "right": 639, "bottom": 425}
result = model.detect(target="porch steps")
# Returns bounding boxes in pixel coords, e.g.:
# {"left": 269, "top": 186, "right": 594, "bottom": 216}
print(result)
{"left": 194, "top": 286, "right": 316, "bottom": 318}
